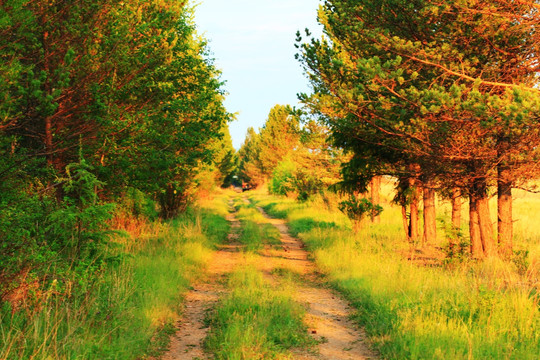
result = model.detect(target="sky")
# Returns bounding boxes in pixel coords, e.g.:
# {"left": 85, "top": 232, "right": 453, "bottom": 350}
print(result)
{"left": 193, "top": 0, "right": 323, "bottom": 149}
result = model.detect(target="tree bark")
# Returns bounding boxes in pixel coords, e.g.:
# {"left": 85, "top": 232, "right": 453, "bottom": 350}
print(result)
{"left": 469, "top": 194, "right": 483, "bottom": 258}
{"left": 409, "top": 178, "right": 419, "bottom": 243}
{"left": 470, "top": 179, "right": 496, "bottom": 257}
{"left": 498, "top": 167, "right": 513, "bottom": 258}
{"left": 45, "top": 116, "right": 54, "bottom": 167}
{"left": 401, "top": 205, "right": 411, "bottom": 242}
{"left": 451, "top": 188, "right": 461, "bottom": 230}
{"left": 42, "top": 22, "right": 55, "bottom": 169}
{"left": 159, "top": 184, "right": 187, "bottom": 219}
{"left": 398, "top": 176, "right": 419, "bottom": 243}
{"left": 370, "top": 176, "right": 381, "bottom": 223}
{"left": 423, "top": 183, "right": 437, "bottom": 245}
{"left": 477, "top": 195, "right": 495, "bottom": 257}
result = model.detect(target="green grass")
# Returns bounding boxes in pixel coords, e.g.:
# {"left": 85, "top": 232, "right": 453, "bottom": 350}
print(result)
{"left": 249, "top": 189, "right": 540, "bottom": 360}
{"left": 232, "top": 195, "right": 281, "bottom": 251}
{"left": 0, "top": 197, "right": 230, "bottom": 360}
{"left": 205, "top": 264, "right": 313, "bottom": 359}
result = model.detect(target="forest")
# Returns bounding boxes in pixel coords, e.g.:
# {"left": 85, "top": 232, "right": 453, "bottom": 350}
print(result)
{"left": 1, "top": 0, "right": 539, "bottom": 359}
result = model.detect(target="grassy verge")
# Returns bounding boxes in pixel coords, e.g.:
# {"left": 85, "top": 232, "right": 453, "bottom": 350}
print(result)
{"left": 0, "top": 195, "right": 230, "bottom": 359}
{"left": 250, "top": 191, "right": 539, "bottom": 360}
{"left": 205, "top": 263, "right": 313, "bottom": 359}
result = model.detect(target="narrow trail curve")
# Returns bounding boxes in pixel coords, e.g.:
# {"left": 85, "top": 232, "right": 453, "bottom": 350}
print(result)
{"left": 253, "top": 201, "right": 378, "bottom": 360}
{"left": 161, "top": 202, "right": 242, "bottom": 360}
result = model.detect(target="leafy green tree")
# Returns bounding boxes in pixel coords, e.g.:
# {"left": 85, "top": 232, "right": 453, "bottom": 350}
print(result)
{"left": 213, "top": 124, "right": 239, "bottom": 188}
{"left": 238, "top": 127, "right": 265, "bottom": 187}
{"left": 257, "top": 104, "right": 300, "bottom": 176}
{"left": 197, "top": 123, "right": 238, "bottom": 192}
{"left": 0, "top": 0, "right": 230, "bottom": 217}
{"left": 239, "top": 105, "right": 300, "bottom": 188}
{"left": 269, "top": 157, "right": 297, "bottom": 196}
{"left": 0, "top": 0, "right": 231, "bottom": 298}
{"left": 269, "top": 119, "right": 345, "bottom": 200}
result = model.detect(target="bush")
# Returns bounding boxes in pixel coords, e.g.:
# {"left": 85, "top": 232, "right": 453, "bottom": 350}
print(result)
{"left": 269, "top": 158, "right": 296, "bottom": 196}
{"left": 338, "top": 196, "right": 383, "bottom": 231}
{"left": 0, "top": 159, "right": 114, "bottom": 311}
{"left": 117, "top": 187, "right": 159, "bottom": 220}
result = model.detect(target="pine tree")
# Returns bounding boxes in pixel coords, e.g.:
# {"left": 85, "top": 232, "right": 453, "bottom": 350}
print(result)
{"left": 297, "top": 0, "right": 540, "bottom": 257}
{"left": 257, "top": 104, "right": 300, "bottom": 176}
{"left": 1, "top": 0, "right": 231, "bottom": 219}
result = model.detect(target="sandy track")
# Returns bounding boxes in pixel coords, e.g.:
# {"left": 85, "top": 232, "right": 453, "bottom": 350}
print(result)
{"left": 161, "top": 206, "right": 242, "bottom": 360}
{"left": 161, "top": 197, "right": 376, "bottom": 359}
{"left": 256, "top": 204, "right": 377, "bottom": 360}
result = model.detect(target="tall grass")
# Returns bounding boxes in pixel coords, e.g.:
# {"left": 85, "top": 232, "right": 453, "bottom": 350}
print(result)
{"left": 0, "top": 197, "right": 230, "bottom": 360}
{"left": 513, "top": 189, "right": 540, "bottom": 265}
{"left": 250, "top": 190, "right": 540, "bottom": 359}
{"left": 205, "top": 263, "right": 313, "bottom": 359}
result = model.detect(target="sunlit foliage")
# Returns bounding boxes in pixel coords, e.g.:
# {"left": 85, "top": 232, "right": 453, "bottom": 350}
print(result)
{"left": 296, "top": 0, "right": 540, "bottom": 257}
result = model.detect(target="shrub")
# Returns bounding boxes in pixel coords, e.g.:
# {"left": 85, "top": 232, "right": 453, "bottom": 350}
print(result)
{"left": 269, "top": 158, "right": 296, "bottom": 196}
{"left": 339, "top": 196, "right": 383, "bottom": 231}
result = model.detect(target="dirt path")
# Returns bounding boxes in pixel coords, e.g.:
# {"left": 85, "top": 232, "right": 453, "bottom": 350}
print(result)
{"left": 254, "top": 203, "right": 377, "bottom": 360}
{"left": 162, "top": 197, "right": 376, "bottom": 359}
{"left": 161, "top": 203, "right": 242, "bottom": 360}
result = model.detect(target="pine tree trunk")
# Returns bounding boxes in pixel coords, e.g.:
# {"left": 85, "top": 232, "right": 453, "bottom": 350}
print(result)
{"left": 160, "top": 184, "right": 180, "bottom": 219}
{"left": 370, "top": 176, "right": 381, "bottom": 223}
{"left": 470, "top": 179, "right": 496, "bottom": 257}
{"left": 45, "top": 116, "right": 54, "bottom": 167}
{"left": 423, "top": 184, "right": 436, "bottom": 245}
{"left": 451, "top": 188, "right": 461, "bottom": 230}
{"left": 45, "top": 115, "right": 65, "bottom": 202}
{"left": 477, "top": 194, "right": 495, "bottom": 257}
{"left": 42, "top": 21, "right": 65, "bottom": 202}
{"left": 409, "top": 178, "right": 419, "bottom": 243}
{"left": 469, "top": 194, "right": 483, "bottom": 258}
{"left": 498, "top": 168, "right": 513, "bottom": 258}
{"left": 401, "top": 205, "right": 411, "bottom": 242}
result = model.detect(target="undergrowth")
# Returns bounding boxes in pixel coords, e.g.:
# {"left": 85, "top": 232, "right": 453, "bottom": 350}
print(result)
{"left": 0, "top": 193, "right": 230, "bottom": 359}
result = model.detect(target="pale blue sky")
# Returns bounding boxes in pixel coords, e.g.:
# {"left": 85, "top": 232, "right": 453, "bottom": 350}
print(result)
{"left": 194, "top": 0, "right": 322, "bottom": 149}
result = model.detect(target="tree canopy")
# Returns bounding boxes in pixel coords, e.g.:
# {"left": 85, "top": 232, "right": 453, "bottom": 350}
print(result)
{"left": 238, "top": 104, "right": 300, "bottom": 187}
{"left": 0, "top": 0, "right": 232, "bottom": 213}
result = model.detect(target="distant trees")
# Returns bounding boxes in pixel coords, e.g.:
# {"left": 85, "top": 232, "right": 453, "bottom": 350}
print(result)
{"left": 238, "top": 104, "right": 300, "bottom": 187}
{"left": 238, "top": 105, "right": 344, "bottom": 199}
{"left": 276, "top": 120, "right": 345, "bottom": 200}
{"left": 297, "top": 0, "right": 540, "bottom": 258}
{"left": 238, "top": 127, "right": 266, "bottom": 187}
{"left": 257, "top": 104, "right": 300, "bottom": 176}
{"left": 199, "top": 123, "right": 238, "bottom": 192}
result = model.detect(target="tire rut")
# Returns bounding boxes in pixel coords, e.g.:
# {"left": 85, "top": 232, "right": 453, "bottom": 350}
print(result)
{"left": 161, "top": 202, "right": 242, "bottom": 360}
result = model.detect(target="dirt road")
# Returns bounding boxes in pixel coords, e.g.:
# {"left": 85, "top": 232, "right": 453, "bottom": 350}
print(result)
{"left": 161, "top": 204, "right": 243, "bottom": 360}
{"left": 161, "top": 197, "right": 377, "bottom": 359}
